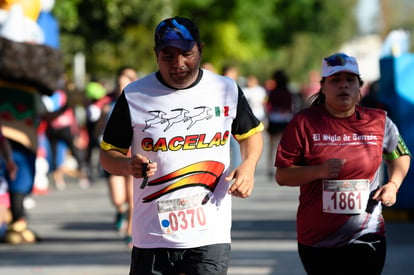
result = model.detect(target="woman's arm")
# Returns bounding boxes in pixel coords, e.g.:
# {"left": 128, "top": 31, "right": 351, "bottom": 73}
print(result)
{"left": 276, "top": 158, "right": 346, "bottom": 187}
{"left": 385, "top": 154, "right": 411, "bottom": 190}
{"left": 372, "top": 155, "right": 411, "bottom": 206}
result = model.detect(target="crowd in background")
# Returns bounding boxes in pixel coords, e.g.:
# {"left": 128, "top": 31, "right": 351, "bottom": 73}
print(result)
{"left": 0, "top": 67, "right": 138, "bottom": 245}
{"left": 0, "top": 58, "right": 383, "bottom": 246}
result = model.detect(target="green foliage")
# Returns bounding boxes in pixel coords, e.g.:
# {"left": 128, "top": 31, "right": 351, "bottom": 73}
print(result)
{"left": 53, "top": 0, "right": 359, "bottom": 83}
{"left": 53, "top": 0, "right": 82, "bottom": 31}
{"left": 176, "top": 0, "right": 358, "bottom": 81}
{"left": 54, "top": 0, "right": 165, "bottom": 77}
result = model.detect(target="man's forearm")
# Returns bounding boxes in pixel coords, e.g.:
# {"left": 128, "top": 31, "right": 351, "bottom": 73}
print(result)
{"left": 99, "top": 149, "right": 131, "bottom": 176}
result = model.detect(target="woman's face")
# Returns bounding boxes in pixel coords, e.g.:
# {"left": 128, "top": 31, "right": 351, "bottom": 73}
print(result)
{"left": 321, "top": 72, "right": 360, "bottom": 117}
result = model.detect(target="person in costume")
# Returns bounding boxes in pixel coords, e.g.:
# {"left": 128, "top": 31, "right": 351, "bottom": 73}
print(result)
{"left": 0, "top": 120, "right": 17, "bottom": 238}
{"left": 0, "top": 0, "right": 63, "bottom": 243}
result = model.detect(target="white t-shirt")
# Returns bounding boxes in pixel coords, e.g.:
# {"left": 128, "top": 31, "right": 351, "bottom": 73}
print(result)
{"left": 242, "top": 85, "right": 267, "bottom": 122}
{"left": 102, "top": 69, "right": 262, "bottom": 248}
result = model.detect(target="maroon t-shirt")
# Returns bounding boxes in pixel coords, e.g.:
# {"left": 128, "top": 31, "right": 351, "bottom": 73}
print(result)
{"left": 276, "top": 105, "right": 398, "bottom": 247}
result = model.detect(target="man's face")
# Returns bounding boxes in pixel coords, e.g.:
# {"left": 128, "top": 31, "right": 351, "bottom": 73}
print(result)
{"left": 156, "top": 44, "right": 202, "bottom": 89}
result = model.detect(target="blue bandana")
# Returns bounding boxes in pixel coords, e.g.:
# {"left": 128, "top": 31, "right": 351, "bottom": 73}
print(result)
{"left": 154, "top": 17, "right": 199, "bottom": 52}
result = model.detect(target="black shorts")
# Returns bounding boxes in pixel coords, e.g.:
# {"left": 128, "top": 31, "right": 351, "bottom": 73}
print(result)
{"left": 129, "top": 243, "right": 230, "bottom": 275}
{"left": 298, "top": 233, "right": 386, "bottom": 275}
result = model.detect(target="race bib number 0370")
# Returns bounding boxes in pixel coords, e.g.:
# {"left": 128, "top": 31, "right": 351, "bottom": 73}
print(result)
{"left": 157, "top": 193, "right": 210, "bottom": 235}
{"left": 158, "top": 207, "right": 207, "bottom": 234}
{"left": 322, "top": 179, "right": 369, "bottom": 214}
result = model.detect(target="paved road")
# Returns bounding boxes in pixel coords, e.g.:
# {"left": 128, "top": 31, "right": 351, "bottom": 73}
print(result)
{"left": 0, "top": 146, "right": 413, "bottom": 275}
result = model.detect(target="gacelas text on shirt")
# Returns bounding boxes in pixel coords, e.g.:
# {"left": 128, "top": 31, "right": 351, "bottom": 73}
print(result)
{"left": 141, "top": 131, "right": 230, "bottom": 152}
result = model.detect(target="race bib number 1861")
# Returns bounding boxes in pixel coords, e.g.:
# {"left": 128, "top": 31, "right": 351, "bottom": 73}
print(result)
{"left": 322, "top": 179, "right": 369, "bottom": 214}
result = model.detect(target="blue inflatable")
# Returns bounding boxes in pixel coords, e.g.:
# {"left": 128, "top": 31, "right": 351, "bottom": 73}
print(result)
{"left": 379, "top": 53, "right": 414, "bottom": 210}
{"left": 37, "top": 11, "right": 60, "bottom": 49}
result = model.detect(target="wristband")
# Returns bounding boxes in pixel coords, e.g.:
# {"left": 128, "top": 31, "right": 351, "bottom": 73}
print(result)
{"left": 387, "top": 180, "right": 399, "bottom": 192}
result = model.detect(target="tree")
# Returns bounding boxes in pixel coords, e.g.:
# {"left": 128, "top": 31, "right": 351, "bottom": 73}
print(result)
{"left": 174, "top": 0, "right": 358, "bottom": 82}
{"left": 53, "top": 0, "right": 358, "bottom": 83}
{"left": 54, "top": 0, "right": 168, "bottom": 78}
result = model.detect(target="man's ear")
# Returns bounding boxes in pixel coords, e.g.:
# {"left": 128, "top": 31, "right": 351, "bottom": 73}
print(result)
{"left": 199, "top": 43, "right": 205, "bottom": 55}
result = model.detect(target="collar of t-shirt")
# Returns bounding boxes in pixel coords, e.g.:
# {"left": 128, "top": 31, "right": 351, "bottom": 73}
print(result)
{"left": 155, "top": 69, "right": 203, "bottom": 90}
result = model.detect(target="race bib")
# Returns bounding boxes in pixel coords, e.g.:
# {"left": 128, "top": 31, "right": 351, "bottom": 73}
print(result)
{"left": 157, "top": 192, "right": 210, "bottom": 235}
{"left": 322, "top": 179, "right": 370, "bottom": 214}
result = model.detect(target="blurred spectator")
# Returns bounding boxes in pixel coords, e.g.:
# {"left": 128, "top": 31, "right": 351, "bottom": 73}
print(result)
{"left": 222, "top": 65, "right": 242, "bottom": 170}
{"left": 99, "top": 66, "right": 138, "bottom": 247}
{"left": 242, "top": 74, "right": 267, "bottom": 122}
{"left": 84, "top": 78, "right": 107, "bottom": 180}
{"left": 300, "top": 70, "right": 320, "bottom": 106}
{"left": 222, "top": 65, "right": 239, "bottom": 83}
{"left": 42, "top": 90, "right": 90, "bottom": 190}
{"left": 360, "top": 79, "right": 388, "bottom": 111}
{"left": 201, "top": 62, "right": 217, "bottom": 73}
{"left": 266, "top": 70, "right": 293, "bottom": 178}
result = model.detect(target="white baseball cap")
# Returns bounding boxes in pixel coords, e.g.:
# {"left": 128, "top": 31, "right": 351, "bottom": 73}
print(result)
{"left": 321, "top": 52, "right": 359, "bottom": 77}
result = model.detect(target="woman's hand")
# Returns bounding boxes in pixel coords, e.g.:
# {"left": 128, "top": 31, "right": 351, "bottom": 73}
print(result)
{"left": 320, "top": 158, "right": 346, "bottom": 179}
{"left": 372, "top": 181, "right": 399, "bottom": 207}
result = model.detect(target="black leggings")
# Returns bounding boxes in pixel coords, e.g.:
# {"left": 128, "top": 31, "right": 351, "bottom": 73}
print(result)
{"left": 298, "top": 234, "right": 386, "bottom": 275}
{"left": 46, "top": 126, "right": 84, "bottom": 171}
{"left": 9, "top": 192, "right": 25, "bottom": 222}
